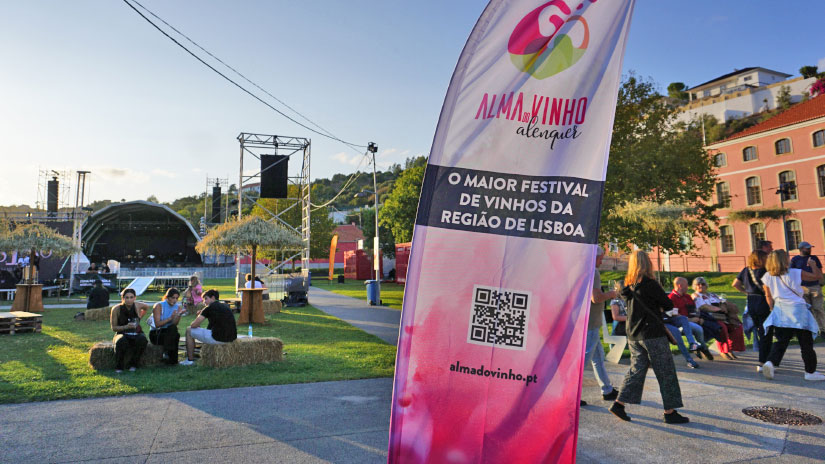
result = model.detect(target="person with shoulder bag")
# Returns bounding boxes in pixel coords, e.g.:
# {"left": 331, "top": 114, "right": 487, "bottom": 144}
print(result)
{"left": 732, "top": 250, "right": 772, "bottom": 371}
{"left": 608, "top": 250, "right": 688, "bottom": 424}
{"left": 760, "top": 250, "right": 825, "bottom": 381}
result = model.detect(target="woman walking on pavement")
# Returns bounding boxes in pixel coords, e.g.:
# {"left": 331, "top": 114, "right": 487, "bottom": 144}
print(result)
{"left": 732, "top": 250, "right": 772, "bottom": 371}
{"left": 609, "top": 250, "right": 689, "bottom": 424}
{"left": 760, "top": 250, "right": 825, "bottom": 381}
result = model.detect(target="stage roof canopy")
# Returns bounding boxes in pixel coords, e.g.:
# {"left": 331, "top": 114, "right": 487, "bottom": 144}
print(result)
{"left": 82, "top": 200, "right": 202, "bottom": 265}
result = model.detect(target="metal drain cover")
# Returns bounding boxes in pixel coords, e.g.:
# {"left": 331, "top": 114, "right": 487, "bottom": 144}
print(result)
{"left": 742, "top": 407, "right": 822, "bottom": 426}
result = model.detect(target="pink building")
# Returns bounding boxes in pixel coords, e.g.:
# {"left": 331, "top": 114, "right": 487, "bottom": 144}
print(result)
{"left": 687, "top": 94, "right": 825, "bottom": 271}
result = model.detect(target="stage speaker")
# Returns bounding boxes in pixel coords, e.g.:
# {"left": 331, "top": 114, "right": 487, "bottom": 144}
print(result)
{"left": 211, "top": 186, "right": 222, "bottom": 223}
{"left": 47, "top": 179, "right": 59, "bottom": 214}
{"left": 260, "top": 155, "right": 288, "bottom": 198}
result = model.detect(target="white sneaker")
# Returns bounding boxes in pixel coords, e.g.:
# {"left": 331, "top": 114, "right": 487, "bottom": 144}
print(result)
{"left": 756, "top": 365, "right": 763, "bottom": 373}
{"left": 804, "top": 371, "right": 825, "bottom": 381}
{"left": 762, "top": 361, "right": 775, "bottom": 380}
{"left": 179, "top": 359, "right": 195, "bottom": 366}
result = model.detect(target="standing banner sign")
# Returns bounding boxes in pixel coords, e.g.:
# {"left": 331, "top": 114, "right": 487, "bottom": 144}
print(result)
{"left": 389, "top": 1, "right": 635, "bottom": 462}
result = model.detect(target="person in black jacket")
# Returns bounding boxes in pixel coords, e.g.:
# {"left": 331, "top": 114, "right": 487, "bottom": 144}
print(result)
{"left": 609, "top": 250, "right": 688, "bottom": 424}
{"left": 87, "top": 279, "right": 110, "bottom": 309}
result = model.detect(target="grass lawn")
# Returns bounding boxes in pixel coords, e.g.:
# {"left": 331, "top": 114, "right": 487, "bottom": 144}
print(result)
{"left": 0, "top": 301, "right": 396, "bottom": 404}
{"left": 313, "top": 279, "right": 405, "bottom": 310}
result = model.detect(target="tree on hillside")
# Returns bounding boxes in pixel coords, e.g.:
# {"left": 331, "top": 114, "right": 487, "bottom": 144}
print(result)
{"left": 776, "top": 85, "right": 793, "bottom": 110}
{"left": 667, "top": 82, "right": 689, "bottom": 103}
{"left": 379, "top": 163, "right": 425, "bottom": 245}
{"left": 602, "top": 74, "right": 718, "bottom": 253}
{"left": 359, "top": 206, "right": 395, "bottom": 257}
{"left": 800, "top": 65, "right": 819, "bottom": 79}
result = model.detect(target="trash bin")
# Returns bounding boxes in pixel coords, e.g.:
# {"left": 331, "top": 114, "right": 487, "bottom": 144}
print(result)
{"left": 365, "top": 280, "right": 380, "bottom": 306}
{"left": 337, "top": 275, "right": 345, "bottom": 284}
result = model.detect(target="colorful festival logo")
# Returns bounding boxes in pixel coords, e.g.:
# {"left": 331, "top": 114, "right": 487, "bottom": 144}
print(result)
{"left": 508, "top": 0, "right": 592, "bottom": 79}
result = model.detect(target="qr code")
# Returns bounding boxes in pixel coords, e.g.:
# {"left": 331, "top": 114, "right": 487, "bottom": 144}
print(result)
{"left": 467, "top": 285, "right": 531, "bottom": 350}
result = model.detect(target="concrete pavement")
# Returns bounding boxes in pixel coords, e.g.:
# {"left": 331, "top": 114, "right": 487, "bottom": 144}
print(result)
{"left": 3, "top": 288, "right": 825, "bottom": 462}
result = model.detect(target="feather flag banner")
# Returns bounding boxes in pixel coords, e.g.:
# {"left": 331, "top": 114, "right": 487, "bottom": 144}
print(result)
{"left": 388, "top": 1, "right": 636, "bottom": 462}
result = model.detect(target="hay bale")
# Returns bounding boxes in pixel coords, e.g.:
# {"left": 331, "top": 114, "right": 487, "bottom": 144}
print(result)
{"left": 85, "top": 306, "right": 112, "bottom": 321}
{"left": 262, "top": 299, "right": 282, "bottom": 315}
{"left": 199, "top": 337, "right": 283, "bottom": 368}
{"left": 88, "top": 340, "right": 165, "bottom": 370}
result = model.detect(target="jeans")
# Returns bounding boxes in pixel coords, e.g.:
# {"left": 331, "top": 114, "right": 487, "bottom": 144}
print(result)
{"left": 666, "top": 324, "right": 695, "bottom": 363}
{"left": 583, "top": 327, "right": 613, "bottom": 395}
{"left": 749, "top": 310, "right": 773, "bottom": 364}
{"left": 666, "top": 315, "right": 700, "bottom": 346}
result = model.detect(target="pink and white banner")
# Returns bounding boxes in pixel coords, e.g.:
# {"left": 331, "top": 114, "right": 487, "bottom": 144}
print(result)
{"left": 388, "top": 1, "right": 635, "bottom": 462}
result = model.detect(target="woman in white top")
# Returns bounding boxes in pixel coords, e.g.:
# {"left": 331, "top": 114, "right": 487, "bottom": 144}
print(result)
{"left": 760, "top": 249, "right": 825, "bottom": 381}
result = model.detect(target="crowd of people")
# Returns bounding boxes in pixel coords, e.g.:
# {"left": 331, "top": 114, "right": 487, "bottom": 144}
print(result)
{"left": 108, "top": 275, "right": 236, "bottom": 372}
{"left": 582, "top": 241, "right": 825, "bottom": 424}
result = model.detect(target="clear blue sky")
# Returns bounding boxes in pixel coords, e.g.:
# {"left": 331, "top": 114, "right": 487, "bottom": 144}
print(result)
{"left": 1, "top": 1, "right": 823, "bottom": 206}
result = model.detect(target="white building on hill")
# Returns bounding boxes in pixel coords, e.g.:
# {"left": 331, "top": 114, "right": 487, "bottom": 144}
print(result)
{"left": 675, "top": 67, "right": 816, "bottom": 125}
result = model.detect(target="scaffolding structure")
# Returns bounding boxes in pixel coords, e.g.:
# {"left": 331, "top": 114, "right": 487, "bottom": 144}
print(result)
{"left": 203, "top": 176, "right": 229, "bottom": 225}
{"left": 237, "top": 133, "right": 310, "bottom": 274}
{"left": 36, "top": 169, "right": 72, "bottom": 213}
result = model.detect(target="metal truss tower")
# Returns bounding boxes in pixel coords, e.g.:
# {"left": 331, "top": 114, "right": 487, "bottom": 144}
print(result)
{"left": 237, "top": 133, "right": 311, "bottom": 274}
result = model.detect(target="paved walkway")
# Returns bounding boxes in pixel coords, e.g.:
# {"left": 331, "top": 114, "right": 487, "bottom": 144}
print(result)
{"left": 3, "top": 288, "right": 825, "bottom": 462}
{"left": 308, "top": 286, "right": 401, "bottom": 346}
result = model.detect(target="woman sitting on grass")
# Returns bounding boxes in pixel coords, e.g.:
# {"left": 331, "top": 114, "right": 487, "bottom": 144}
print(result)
{"left": 147, "top": 287, "right": 186, "bottom": 365}
{"left": 110, "top": 288, "right": 151, "bottom": 373}
{"left": 760, "top": 250, "right": 825, "bottom": 381}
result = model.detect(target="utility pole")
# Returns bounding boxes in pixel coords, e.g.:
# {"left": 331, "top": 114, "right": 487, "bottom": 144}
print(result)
{"left": 777, "top": 182, "right": 791, "bottom": 249}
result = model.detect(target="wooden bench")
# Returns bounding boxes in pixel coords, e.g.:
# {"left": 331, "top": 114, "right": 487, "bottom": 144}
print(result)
{"left": 601, "top": 312, "right": 627, "bottom": 364}
{"left": 42, "top": 286, "right": 60, "bottom": 297}
{"left": 0, "top": 311, "right": 42, "bottom": 335}
{"left": 0, "top": 289, "right": 16, "bottom": 301}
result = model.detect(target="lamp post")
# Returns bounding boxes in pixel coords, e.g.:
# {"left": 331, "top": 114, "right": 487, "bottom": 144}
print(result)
{"left": 353, "top": 142, "right": 380, "bottom": 304}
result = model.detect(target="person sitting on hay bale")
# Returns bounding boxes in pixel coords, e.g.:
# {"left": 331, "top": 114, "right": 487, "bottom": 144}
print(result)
{"left": 183, "top": 276, "right": 204, "bottom": 314}
{"left": 147, "top": 287, "right": 186, "bottom": 365}
{"left": 110, "top": 288, "right": 151, "bottom": 373}
{"left": 87, "top": 279, "right": 110, "bottom": 310}
{"left": 180, "top": 289, "right": 237, "bottom": 366}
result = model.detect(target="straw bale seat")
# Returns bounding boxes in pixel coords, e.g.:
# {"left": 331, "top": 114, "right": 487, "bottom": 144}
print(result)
{"left": 84, "top": 306, "right": 111, "bottom": 321}
{"left": 199, "top": 336, "right": 284, "bottom": 368}
{"left": 262, "top": 299, "right": 282, "bottom": 315}
{"left": 88, "top": 341, "right": 164, "bottom": 370}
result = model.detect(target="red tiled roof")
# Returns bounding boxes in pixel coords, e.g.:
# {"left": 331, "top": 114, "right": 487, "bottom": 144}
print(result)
{"left": 333, "top": 224, "right": 365, "bottom": 243}
{"left": 722, "top": 93, "right": 825, "bottom": 142}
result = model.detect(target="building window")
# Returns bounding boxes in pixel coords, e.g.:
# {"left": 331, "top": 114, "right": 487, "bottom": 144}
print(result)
{"left": 818, "top": 165, "right": 825, "bottom": 197}
{"left": 744, "top": 76, "right": 752, "bottom": 82}
{"left": 716, "top": 182, "right": 731, "bottom": 208}
{"left": 720, "top": 226, "right": 734, "bottom": 253}
{"left": 786, "top": 220, "right": 802, "bottom": 250}
{"left": 745, "top": 176, "right": 761, "bottom": 205}
{"left": 814, "top": 130, "right": 825, "bottom": 148}
{"left": 779, "top": 171, "right": 797, "bottom": 200}
{"left": 750, "top": 223, "right": 765, "bottom": 250}
{"left": 743, "top": 146, "right": 757, "bottom": 161}
{"left": 775, "top": 138, "right": 791, "bottom": 155}
{"left": 714, "top": 153, "right": 727, "bottom": 167}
